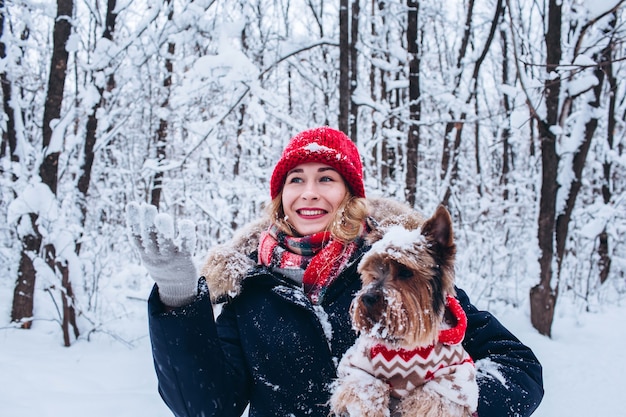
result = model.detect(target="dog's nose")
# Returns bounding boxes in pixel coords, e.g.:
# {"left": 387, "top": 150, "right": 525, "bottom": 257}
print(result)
{"left": 361, "top": 292, "right": 381, "bottom": 307}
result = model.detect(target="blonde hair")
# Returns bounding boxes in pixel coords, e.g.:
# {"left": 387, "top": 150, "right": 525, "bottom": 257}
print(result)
{"left": 269, "top": 193, "right": 369, "bottom": 243}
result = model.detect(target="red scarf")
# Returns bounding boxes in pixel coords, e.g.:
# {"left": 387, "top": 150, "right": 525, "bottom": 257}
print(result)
{"left": 258, "top": 224, "right": 361, "bottom": 304}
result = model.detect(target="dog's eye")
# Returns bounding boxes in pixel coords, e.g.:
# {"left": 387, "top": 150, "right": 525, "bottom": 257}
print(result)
{"left": 397, "top": 266, "right": 413, "bottom": 280}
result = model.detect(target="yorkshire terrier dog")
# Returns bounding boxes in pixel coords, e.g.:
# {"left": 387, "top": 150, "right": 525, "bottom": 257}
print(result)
{"left": 329, "top": 205, "right": 478, "bottom": 417}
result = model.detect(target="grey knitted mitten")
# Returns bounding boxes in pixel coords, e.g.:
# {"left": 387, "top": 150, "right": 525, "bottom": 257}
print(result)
{"left": 126, "top": 202, "right": 198, "bottom": 307}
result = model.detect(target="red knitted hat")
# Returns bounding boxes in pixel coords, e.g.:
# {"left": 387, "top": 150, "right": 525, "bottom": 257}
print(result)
{"left": 270, "top": 126, "right": 365, "bottom": 199}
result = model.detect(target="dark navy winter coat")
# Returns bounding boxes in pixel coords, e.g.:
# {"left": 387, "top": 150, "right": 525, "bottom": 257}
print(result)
{"left": 148, "top": 254, "right": 543, "bottom": 417}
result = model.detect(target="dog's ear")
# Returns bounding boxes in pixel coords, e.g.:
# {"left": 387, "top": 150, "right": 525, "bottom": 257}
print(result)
{"left": 421, "top": 205, "right": 454, "bottom": 250}
{"left": 422, "top": 205, "right": 457, "bottom": 296}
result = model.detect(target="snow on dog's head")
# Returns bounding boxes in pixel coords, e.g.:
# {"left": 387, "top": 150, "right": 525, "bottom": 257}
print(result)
{"left": 353, "top": 205, "right": 457, "bottom": 348}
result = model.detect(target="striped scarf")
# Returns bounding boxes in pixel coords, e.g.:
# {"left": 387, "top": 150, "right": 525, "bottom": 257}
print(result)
{"left": 258, "top": 224, "right": 361, "bottom": 304}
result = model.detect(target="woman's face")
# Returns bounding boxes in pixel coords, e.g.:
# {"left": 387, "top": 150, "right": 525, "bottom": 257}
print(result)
{"left": 281, "top": 162, "right": 348, "bottom": 236}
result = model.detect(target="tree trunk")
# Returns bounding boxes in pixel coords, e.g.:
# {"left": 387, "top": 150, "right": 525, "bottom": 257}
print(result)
{"left": 368, "top": 0, "right": 378, "bottom": 180}
{"left": 40, "top": 0, "right": 72, "bottom": 194}
{"left": 555, "top": 57, "right": 605, "bottom": 277}
{"left": 44, "top": 243, "right": 79, "bottom": 347}
{"left": 12, "top": 0, "right": 73, "bottom": 329}
{"left": 338, "top": 0, "right": 350, "bottom": 134}
{"left": 349, "top": 0, "right": 359, "bottom": 141}
{"left": 500, "top": 19, "right": 511, "bottom": 201}
{"left": 151, "top": 1, "right": 175, "bottom": 209}
{"left": 405, "top": 0, "right": 420, "bottom": 207}
{"left": 79, "top": 0, "right": 117, "bottom": 232}
{"left": 441, "top": 0, "right": 502, "bottom": 207}
{"left": 530, "top": 0, "right": 562, "bottom": 337}
{"left": 440, "top": 0, "right": 475, "bottom": 189}
{"left": 0, "top": 4, "right": 18, "bottom": 169}
{"left": 374, "top": 1, "right": 394, "bottom": 186}
{"left": 529, "top": 283, "right": 556, "bottom": 336}
{"left": 1, "top": 8, "right": 25, "bottom": 322}
{"left": 11, "top": 214, "right": 41, "bottom": 328}
{"left": 598, "top": 13, "right": 617, "bottom": 285}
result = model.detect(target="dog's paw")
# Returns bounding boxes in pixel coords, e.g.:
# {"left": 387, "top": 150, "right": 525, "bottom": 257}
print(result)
{"left": 329, "top": 375, "right": 391, "bottom": 417}
{"left": 397, "top": 386, "right": 472, "bottom": 417}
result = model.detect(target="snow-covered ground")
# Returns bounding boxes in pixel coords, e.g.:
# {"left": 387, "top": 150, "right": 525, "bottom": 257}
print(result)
{"left": 1, "top": 295, "right": 624, "bottom": 416}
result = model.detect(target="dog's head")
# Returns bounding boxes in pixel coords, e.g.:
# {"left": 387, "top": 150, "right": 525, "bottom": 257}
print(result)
{"left": 352, "top": 205, "right": 456, "bottom": 348}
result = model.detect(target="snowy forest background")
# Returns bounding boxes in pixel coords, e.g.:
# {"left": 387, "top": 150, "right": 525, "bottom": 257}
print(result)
{"left": 0, "top": 0, "right": 625, "bottom": 358}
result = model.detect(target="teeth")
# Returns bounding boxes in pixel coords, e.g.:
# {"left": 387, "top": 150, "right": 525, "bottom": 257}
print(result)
{"left": 299, "top": 209, "right": 325, "bottom": 216}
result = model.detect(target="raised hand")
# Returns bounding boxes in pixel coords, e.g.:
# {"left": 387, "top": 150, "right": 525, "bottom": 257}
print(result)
{"left": 126, "top": 202, "right": 199, "bottom": 307}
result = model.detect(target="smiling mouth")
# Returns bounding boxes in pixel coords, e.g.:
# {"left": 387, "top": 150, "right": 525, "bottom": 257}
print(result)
{"left": 297, "top": 209, "right": 327, "bottom": 216}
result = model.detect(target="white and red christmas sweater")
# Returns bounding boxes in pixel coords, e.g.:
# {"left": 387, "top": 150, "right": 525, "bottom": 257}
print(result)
{"left": 337, "top": 295, "right": 478, "bottom": 412}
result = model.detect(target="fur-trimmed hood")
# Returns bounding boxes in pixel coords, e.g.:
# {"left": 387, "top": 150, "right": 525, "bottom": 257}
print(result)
{"left": 200, "top": 197, "right": 425, "bottom": 303}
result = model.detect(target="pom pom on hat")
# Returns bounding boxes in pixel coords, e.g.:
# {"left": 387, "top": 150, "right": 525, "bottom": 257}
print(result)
{"left": 270, "top": 126, "right": 365, "bottom": 199}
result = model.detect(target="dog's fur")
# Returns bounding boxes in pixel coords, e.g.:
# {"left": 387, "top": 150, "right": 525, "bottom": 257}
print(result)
{"left": 329, "top": 205, "right": 478, "bottom": 417}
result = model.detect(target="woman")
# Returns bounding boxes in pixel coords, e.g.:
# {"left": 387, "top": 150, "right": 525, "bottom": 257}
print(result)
{"left": 128, "top": 126, "right": 543, "bottom": 417}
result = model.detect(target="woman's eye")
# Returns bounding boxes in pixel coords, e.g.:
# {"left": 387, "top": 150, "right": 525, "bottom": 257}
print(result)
{"left": 320, "top": 176, "right": 334, "bottom": 182}
{"left": 288, "top": 176, "right": 303, "bottom": 183}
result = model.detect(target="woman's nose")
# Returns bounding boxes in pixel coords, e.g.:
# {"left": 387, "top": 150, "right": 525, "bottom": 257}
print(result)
{"left": 301, "top": 184, "right": 319, "bottom": 200}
